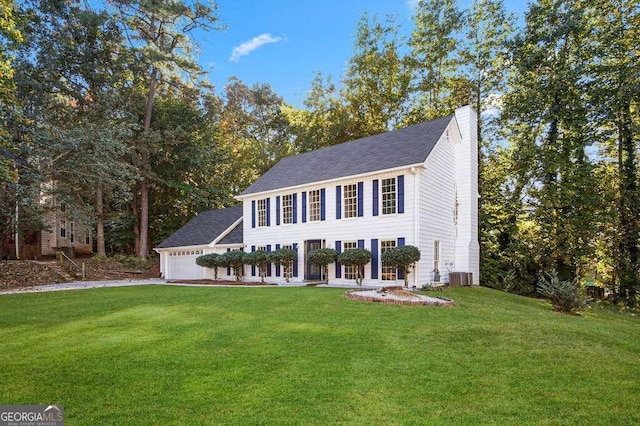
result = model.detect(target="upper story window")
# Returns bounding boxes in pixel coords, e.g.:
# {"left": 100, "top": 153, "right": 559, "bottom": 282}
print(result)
{"left": 343, "top": 184, "right": 358, "bottom": 218}
{"left": 309, "top": 189, "right": 321, "bottom": 222}
{"left": 257, "top": 199, "right": 267, "bottom": 227}
{"left": 282, "top": 194, "right": 293, "bottom": 224}
{"left": 381, "top": 239, "right": 397, "bottom": 280}
{"left": 381, "top": 178, "right": 396, "bottom": 215}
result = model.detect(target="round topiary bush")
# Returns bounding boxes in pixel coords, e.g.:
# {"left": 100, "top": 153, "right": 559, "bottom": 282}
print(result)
{"left": 380, "top": 245, "right": 421, "bottom": 287}
{"left": 338, "top": 248, "right": 371, "bottom": 285}
{"left": 307, "top": 248, "right": 338, "bottom": 283}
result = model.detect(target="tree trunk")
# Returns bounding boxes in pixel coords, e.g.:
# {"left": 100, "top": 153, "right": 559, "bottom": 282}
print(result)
{"left": 96, "top": 186, "right": 106, "bottom": 257}
{"left": 132, "top": 185, "right": 140, "bottom": 256}
{"left": 138, "top": 68, "right": 158, "bottom": 260}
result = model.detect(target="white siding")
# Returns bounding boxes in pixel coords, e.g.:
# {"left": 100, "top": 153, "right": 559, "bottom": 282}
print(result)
{"left": 417, "top": 122, "right": 458, "bottom": 285}
{"left": 242, "top": 169, "right": 418, "bottom": 286}
{"left": 454, "top": 106, "right": 480, "bottom": 284}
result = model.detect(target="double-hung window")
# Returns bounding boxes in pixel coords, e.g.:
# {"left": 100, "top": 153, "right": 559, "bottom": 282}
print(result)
{"left": 282, "top": 194, "right": 293, "bottom": 224}
{"left": 343, "top": 184, "right": 358, "bottom": 218}
{"left": 381, "top": 178, "right": 397, "bottom": 215}
{"left": 381, "top": 240, "right": 397, "bottom": 280}
{"left": 282, "top": 244, "right": 294, "bottom": 279}
{"left": 309, "top": 190, "right": 321, "bottom": 222}
{"left": 342, "top": 241, "right": 358, "bottom": 279}
{"left": 257, "top": 199, "right": 267, "bottom": 227}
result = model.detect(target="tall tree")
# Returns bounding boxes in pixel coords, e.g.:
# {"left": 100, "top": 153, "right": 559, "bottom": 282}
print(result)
{"left": 282, "top": 73, "right": 352, "bottom": 152}
{"left": 342, "top": 13, "right": 411, "bottom": 136}
{"left": 458, "top": 0, "right": 515, "bottom": 285}
{"left": 0, "top": 0, "right": 22, "bottom": 184}
{"left": 501, "top": 0, "right": 599, "bottom": 282}
{"left": 111, "top": 0, "right": 224, "bottom": 259}
{"left": 15, "top": 0, "right": 135, "bottom": 257}
{"left": 586, "top": 0, "right": 640, "bottom": 305}
{"left": 407, "top": 0, "right": 464, "bottom": 123}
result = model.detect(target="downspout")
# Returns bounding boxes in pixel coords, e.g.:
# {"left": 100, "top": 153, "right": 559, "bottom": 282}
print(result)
{"left": 411, "top": 166, "right": 422, "bottom": 287}
{"left": 15, "top": 202, "right": 19, "bottom": 260}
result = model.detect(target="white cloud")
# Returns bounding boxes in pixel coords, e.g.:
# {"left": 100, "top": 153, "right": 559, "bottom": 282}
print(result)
{"left": 230, "top": 33, "right": 283, "bottom": 63}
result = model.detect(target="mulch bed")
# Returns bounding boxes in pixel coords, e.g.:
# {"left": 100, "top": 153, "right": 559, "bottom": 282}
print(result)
{"left": 0, "top": 261, "right": 64, "bottom": 290}
{"left": 166, "top": 279, "right": 276, "bottom": 286}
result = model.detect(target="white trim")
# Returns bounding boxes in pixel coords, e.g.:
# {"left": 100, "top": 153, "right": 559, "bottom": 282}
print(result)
{"left": 154, "top": 244, "right": 209, "bottom": 253}
{"left": 235, "top": 163, "right": 425, "bottom": 200}
{"left": 211, "top": 217, "right": 243, "bottom": 246}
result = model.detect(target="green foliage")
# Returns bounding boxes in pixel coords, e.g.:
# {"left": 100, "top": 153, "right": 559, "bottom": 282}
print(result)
{"left": 307, "top": 248, "right": 338, "bottom": 283}
{"left": 195, "top": 253, "right": 222, "bottom": 280}
{"left": 245, "top": 250, "right": 270, "bottom": 282}
{"left": 195, "top": 253, "right": 221, "bottom": 269}
{"left": 268, "top": 248, "right": 297, "bottom": 282}
{"left": 338, "top": 248, "right": 371, "bottom": 285}
{"left": 537, "top": 270, "right": 591, "bottom": 314}
{"left": 219, "top": 250, "right": 246, "bottom": 282}
{"left": 380, "top": 245, "right": 421, "bottom": 287}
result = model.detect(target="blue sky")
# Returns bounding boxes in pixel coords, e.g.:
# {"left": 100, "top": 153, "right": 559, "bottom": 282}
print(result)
{"left": 198, "top": 0, "right": 526, "bottom": 107}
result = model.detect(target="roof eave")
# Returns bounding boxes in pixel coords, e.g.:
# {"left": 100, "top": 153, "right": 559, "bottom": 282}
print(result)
{"left": 236, "top": 162, "right": 426, "bottom": 200}
{"left": 154, "top": 243, "right": 211, "bottom": 252}
{"left": 210, "top": 217, "right": 243, "bottom": 247}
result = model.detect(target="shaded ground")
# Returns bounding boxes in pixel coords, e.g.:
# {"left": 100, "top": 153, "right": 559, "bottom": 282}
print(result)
{"left": 166, "top": 279, "right": 276, "bottom": 286}
{"left": 0, "top": 257, "right": 160, "bottom": 290}
{"left": 0, "top": 261, "right": 64, "bottom": 290}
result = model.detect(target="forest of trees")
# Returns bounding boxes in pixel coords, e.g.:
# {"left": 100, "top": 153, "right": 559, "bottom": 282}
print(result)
{"left": 1, "top": 0, "right": 638, "bottom": 305}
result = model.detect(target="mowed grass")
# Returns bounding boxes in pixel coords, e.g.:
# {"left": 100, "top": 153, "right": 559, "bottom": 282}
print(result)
{"left": 0, "top": 286, "right": 638, "bottom": 425}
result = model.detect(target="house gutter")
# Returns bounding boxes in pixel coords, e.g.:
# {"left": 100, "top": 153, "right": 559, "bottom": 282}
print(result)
{"left": 14, "top": 202, "right": 19, "bottom": 260}
{"left": 235, "top": 163, "right": 426, "bottom": 200}
{"left": 410, "top": 165, "right": 421, "bottom": 287}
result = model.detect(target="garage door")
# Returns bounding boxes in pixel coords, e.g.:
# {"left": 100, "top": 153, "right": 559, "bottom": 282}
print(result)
{"left": 167, "top": 250, "right": 204, "bottom": 280}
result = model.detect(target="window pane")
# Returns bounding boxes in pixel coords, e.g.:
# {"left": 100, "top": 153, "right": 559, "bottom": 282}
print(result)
{"left": 309, "top": 190, "right": 321, "bottom": 221}
{"left": 343, "top": 184, "right": 357, "bottom": 218}
{"left": 381, "top": 240, "right": 396, "bottom": 280}
{"left": 343, "top": 241, "right": 357, "bottom": 279}
{"left": 381, "top": 178, "right": 396, "bottom": 215}
{"left": 283, "top": 194, "right": 293, "bottom": 224}
{"left": 258, "top": 199, "right": 267, "bottom": 227}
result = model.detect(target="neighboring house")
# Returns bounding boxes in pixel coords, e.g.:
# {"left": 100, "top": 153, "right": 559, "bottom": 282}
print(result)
{"left": 39, "top": 198, "right": 93, "bottom": 258}
{"left": 1, "top": 194, "right": 93, "bottom": 260}
{"left": 155, "top": 206, "right": 243, "bottom": 280}
{"left": 156, "top": 106, "right": 479, "bottom": 286}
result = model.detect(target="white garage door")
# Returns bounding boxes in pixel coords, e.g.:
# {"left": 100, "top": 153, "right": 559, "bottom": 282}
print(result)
{"left": 167, "top": 250, "right": 204, "bottom": 280}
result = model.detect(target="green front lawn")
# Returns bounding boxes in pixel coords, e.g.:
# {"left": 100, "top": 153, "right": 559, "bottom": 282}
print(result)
{"left": 0, "top": 286, "right": 638, "bottom": 424}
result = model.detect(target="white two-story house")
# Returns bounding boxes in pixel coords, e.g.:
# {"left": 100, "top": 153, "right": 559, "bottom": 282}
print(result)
{"left": 155, "top": 105, "right": 479, "bottom": 286}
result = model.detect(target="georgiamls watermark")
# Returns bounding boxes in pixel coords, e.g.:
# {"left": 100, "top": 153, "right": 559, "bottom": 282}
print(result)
{"left": 0, "top": 405, "right": 64, "bottom": 426}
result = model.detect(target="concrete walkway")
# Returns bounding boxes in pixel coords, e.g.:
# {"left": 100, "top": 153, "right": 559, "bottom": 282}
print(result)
{"left": 0, "top": 280, "right": 369, "bottom": 295}
{"left": 0, "top": 279, "right": 166, "bottom": 295}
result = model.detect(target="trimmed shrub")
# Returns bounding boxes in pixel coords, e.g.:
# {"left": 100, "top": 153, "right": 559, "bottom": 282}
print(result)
{"left": 195, "top": 253, "right": 222, "bottom": 279}
{"left": 245, "top": 250, "right": 270, "bottom": 282}
{"left": 219, "top": 250, "right": 246, "bottom": 282}
{"left": 537, "top": 270, "right": 591, "bottom": 314}
{"left": 268, "top": 248, "right": 297, "bottom": 282}
{"left": 307, "top": 248, "right": 338, "bottom": 283}
{"left": 338, "top": 248, "right": 371, "bottom": 286}
{"left": 381, "top": 245, "right": 421, "bottom": 287}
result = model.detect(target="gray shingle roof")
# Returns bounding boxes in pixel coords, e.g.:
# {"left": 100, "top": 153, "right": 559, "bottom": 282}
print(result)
{"left": 155, "top": 206, "right": 243, "bottom": 249}
{"left": 240, "top": 115, "right": 453, "bottom": 196}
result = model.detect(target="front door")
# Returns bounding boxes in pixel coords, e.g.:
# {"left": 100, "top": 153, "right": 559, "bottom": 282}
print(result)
{"left": 305, "top": 240, "right": 322, "bottom": 280}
